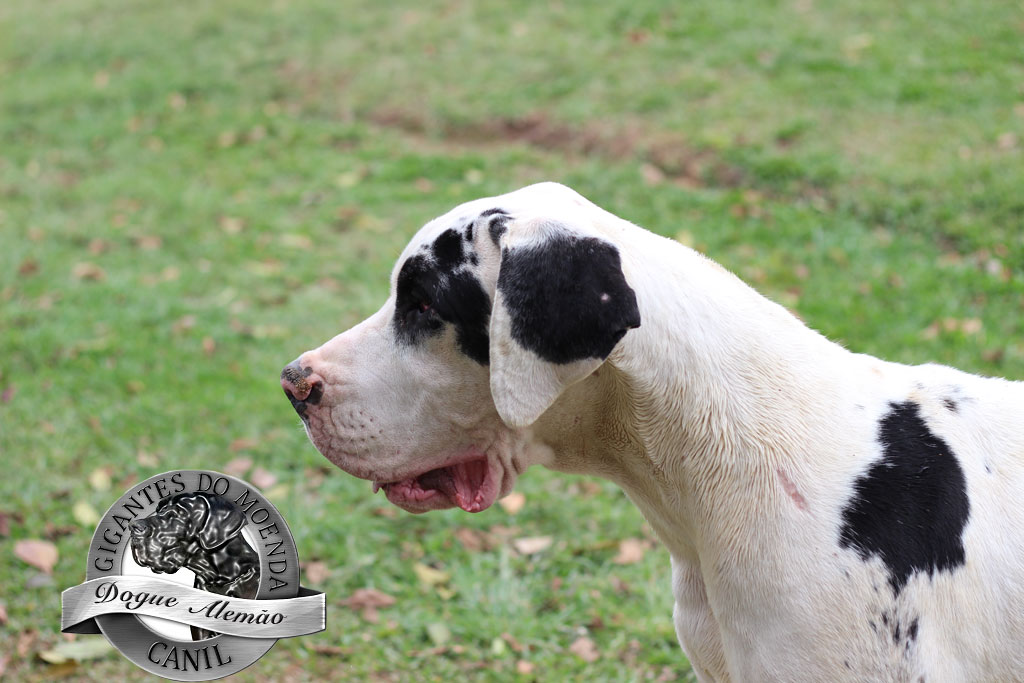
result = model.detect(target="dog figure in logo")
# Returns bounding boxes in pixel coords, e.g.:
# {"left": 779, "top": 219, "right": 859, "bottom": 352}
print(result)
{"left": 130, "top": 492, "right": 259, "bottom": 640}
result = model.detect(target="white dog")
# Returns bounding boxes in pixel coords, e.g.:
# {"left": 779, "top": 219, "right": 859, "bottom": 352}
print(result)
{"left": 281, "top": 182, "right": 1024, "bottom": 682}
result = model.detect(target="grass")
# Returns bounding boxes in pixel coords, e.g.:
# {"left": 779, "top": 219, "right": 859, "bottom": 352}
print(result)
{"left": 1, "top": 0, "right": 1022, "bottom": 679}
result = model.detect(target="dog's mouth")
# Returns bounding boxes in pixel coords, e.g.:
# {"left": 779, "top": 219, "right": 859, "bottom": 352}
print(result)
{"left": 373, "top": 457, "right": 500, "bottom": 513}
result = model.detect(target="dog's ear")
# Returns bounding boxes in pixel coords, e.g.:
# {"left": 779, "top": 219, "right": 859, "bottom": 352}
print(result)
{"left": 196, "top": 494, "right": 247, "bottom": 550}
{"left": 488, "top": 221, "right": 640, "bottom": 427}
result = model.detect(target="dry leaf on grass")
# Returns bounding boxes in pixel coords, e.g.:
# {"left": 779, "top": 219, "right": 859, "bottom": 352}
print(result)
{"left": 512, "top": 536, "right": 552, "bottom": 555}
{"left": 250, "top": 467, "right": 277, "bottom": 489}
{"left": 229, "top": 438, "right": 258, "bottom": 453}
{"left": 72, "top": 501, "right": 99, "bottom": 527}
{"left": 413, "top": 562, "right": 450, "bottom": 587}
{"left": 223, "top": 457, "right": 253, "bottom": 477}
{"left": 71, "top": 263, "right": 105, "bottom": 281}
{"left": 613, "top": 538, "right": 650, "bottom": 565}
{"left": 0, "top": 602, "right": 7, "bottom": 626}
{"left": 303, "top": 561, "right": 329, "bottom": 584}
{"left": 498, "top": 491, "right": 526, "bottom": 515}
{"left": 341, "top": 588, "right": 396, "bottom": 610}
{"left": 38, "top": 638, "right": 114, "bottom": 664}
{"left": 17, "top": 630, "right": 37, "bottom": 657}
{"left": 14, "top": 539, "right": 58, "bottom": 574}
{"left": 454, "top": 527, "right": 499, "bottom": 552}
{"left": 88, "top": 467, "right": 112, "bottom": 492}
{"left": 569, "top": 636, "right": 600, "bottom": 663}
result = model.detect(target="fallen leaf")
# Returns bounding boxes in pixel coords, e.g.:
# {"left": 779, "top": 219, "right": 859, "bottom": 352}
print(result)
{"left": 340, "top": 588, "right": 396, "bottom": 609}
{"left": 569, "top": 636, "right": 600, "bottom": 663}
{"left": 229, "top": 438, "right": 259, "bottom": 453}
{"left": 172, "top": 315, "right": 197, "bottom": 334}
{"left": 516, "top": 660, "right": 535, "bottom": 674}
{"left": 426, "top": 622, "right": 451, "bottom": 647}
{"left": 640, "top": 163, "right": 665, "bottom": 186}
{"left": 502, "top": 632, "right": 524, "bottom": 652}
{"left": 136, "top": 450, "right": 159, "bottom": 467}
{"left": 14, "top": 539, "right": 58, "bottom": 574}
{"left": 264, "top": 484, "right": 289, "bottom": 501}
{"left": 454, "top": 527, "right": 493, "bottom": 552}
{"left": 498, "top": 491, "right": 526, "bottom": 515}
{"left": 250, "top": 467, "right": 277, "bottom": 489}
{"left": 202, "top": 336, "right": 216, "bottom": 355}
{"left": 38, "top": 638, "right": 114, "bottom": 664}
{"left": 223, "top": 457, "right": 253, "bottom": 477}
{"left": 613, "top": 538, "right": 649, "bottom": 565}
{"left": 18, "top": 259, "right": 39, "bottom": 276}
{"left": 134, "top": 235, "right": 162, "bottom": 250}
{"left": 89, "top": 467, "right": 112, "bottom": 492}
{"left": 512, "top": 536, "right": 553, "bottom": 555}
{"left": 303, "top": 561, "right": 329, "bottom": 584}
{"left": 0, "top": 601, "right": 7, "bottom": 625}
{"left": 17, "top": 630, "right": 36, "bottom": 656}
{"left": 71, "top": 263, "right": 106, "bottom": 282}
{"left": 72, "top": 501, "right": 100, "bottom": 527}
{"left": 413, "top": 562, "right": 450, "bottom": 587}
{"left": 219, "top": 216, "right": 245, "bottom": 234}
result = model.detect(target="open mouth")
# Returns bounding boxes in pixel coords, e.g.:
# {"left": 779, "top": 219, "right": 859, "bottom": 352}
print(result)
{"left": 373, "top": 457, "right": 499, "bottom": 513}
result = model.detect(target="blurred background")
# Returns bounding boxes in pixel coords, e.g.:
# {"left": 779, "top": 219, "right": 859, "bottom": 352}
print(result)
{"left": 1, "top": 0, "right": 1022, "bottom": 679}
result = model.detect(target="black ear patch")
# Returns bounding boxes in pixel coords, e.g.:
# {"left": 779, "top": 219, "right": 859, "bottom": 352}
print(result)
{"left": 497, "top": 232, "right": 640, "bottom": 364}
{"left": 839, "top": 400, "right": 970, "bottom": 594}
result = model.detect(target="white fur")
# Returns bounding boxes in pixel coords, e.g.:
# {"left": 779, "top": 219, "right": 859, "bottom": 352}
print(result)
{"left": 292, "top": 183, "right": 1024, "bottom": 681}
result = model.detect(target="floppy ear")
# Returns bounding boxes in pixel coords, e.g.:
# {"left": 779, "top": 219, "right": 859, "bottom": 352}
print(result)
{"left": 489, "top": 223, "right": 640, "bottom": 427}
{"left": 196, "top": 494, "right": 248, "bottom": 550}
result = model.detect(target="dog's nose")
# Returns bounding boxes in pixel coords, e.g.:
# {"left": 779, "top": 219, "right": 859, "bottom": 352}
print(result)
{"left": 280, "top": 360, "right": 324, "bottom": 410}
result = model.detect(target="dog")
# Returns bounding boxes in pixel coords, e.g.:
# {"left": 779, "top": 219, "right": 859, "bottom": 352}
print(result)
{"left": 281, "top": 182, "right": 1024, "bottom": 681}
{"left": 130, "top": 492, "right": 259, "bottom": 640}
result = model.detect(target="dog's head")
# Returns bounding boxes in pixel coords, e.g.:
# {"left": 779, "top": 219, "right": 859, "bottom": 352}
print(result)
{"left": 130, "top": 492, "right": 248, "bottom": 573}
{"left": 281, "top": 182, "right": 641, "bottom": 513}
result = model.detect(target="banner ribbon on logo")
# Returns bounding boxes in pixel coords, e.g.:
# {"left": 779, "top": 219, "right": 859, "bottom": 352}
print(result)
{"left": 62, "top": 577, "right": 326, "bottom": 639}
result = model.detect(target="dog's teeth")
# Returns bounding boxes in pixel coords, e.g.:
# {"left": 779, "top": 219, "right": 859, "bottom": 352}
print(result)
{"left": 372, "top": 482, "right": 381, "bottom": 494}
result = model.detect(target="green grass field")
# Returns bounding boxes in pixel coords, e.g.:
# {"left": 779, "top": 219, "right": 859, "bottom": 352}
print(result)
{"left": 1, "top": 0, "right": 1022, "bottom": 680}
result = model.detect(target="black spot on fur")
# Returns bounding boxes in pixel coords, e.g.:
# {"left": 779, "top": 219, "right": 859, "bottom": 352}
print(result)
{"left": 497, "top": 232, "right": 641, "bottom": 364}
{"left": 483, "top": 209, "right": 510, "bottom": 246}
{"left": 392, "top": 244, "right": 491, "bottom": 365}
{"left": 942, "top": 397, "right": 958, "bottom": 412}
{"left": 839, "top": 401, "right": 970, "bottom": 594}
{"left": 465, "top": 222, "right": 474, "bottom": 243}
{"left": 907, "top": 618, "right": 919, "bottom": 642}
{"left": 432, "top": 228, "right": 466, "bottom": 270}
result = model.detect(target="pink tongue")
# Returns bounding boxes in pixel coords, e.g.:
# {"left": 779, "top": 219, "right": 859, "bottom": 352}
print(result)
{"left": 418, "top": 460, "right": 487, "bottom": 511}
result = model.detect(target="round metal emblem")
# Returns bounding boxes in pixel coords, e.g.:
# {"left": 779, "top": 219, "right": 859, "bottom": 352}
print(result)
{"left": 84, "top": 470, "right": 300, "bottom": 680}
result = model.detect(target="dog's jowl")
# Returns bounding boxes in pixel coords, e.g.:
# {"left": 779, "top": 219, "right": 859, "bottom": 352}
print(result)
{"left": 282, "top": 182, "right": 1024, "bottom": 682}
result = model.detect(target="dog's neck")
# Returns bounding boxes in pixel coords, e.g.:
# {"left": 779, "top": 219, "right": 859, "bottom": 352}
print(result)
{"left": 534, "top": 228, "right": 853, "bottom": 563}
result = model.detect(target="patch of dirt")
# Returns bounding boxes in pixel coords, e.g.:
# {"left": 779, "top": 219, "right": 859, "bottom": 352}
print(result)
{"left": 367, "top": 108, "right": 748, "bottom": 190}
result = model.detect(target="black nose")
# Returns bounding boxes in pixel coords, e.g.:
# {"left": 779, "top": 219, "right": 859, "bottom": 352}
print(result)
{"left": 280, "top": 360, "right": 323, "bottom": 414}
